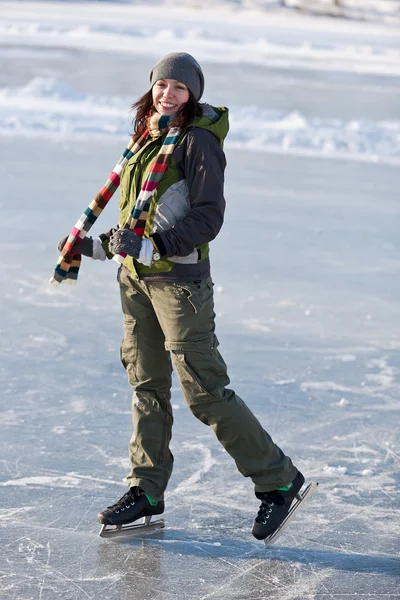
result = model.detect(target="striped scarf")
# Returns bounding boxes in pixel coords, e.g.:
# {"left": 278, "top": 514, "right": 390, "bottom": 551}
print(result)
{"left": 49, "top": 112, "right": 182, "bottom": 285}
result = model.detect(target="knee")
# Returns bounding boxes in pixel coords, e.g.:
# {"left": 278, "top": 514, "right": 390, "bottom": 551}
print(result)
{"left": 187, "top": 387, "right": 236, "bottom": 426}
{"left": 132, "top": 388, "right": 173, "bottom": 418}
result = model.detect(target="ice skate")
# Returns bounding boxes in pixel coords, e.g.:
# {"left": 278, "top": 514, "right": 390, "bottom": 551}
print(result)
{"left": 252, "top": 472, "right": 318, "bottom": 545}
{"left": 98, "top": 486, "right": 165, "bottom": 538}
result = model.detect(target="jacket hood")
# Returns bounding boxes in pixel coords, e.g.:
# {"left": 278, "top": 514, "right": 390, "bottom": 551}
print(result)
{"left": 189, "top": 104, "right": 229, "bottom": 147}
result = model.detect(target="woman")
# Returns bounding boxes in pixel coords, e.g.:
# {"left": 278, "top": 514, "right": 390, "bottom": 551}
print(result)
{"left": 58, "top": 53, "right": 306, "bottom": 541}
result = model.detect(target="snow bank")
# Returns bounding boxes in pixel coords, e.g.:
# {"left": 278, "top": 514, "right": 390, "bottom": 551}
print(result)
{"left": 1, "top": 21, "right": 399, "bottom": 77}
{"left": 1, "top": 2, "right": 399, "bottom": 77}
{"left": 1, "top": 78, "right": 399, "bottom": 165}
{"left": 284, "top": 0, "right": 400, "bottom": 25}
{"left": 6, "top": 0, "right": 400, "bottom": 26}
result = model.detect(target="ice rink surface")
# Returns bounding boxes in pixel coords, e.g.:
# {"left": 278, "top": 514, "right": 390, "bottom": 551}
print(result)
{"left": 0, "top": 2, "right": 399, "bottom": 599}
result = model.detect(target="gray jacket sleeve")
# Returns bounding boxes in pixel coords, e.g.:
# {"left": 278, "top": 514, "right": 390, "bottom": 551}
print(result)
{"left": 151, "top": 128, "right": 226, "bottom": 258}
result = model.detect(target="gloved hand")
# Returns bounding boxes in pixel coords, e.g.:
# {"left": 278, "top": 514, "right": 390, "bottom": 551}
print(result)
{"left": 58, "top": 235, "right": 94, "bottom": 257}
{"left": 109, "top": 229, "right": 143, "bottom": 258}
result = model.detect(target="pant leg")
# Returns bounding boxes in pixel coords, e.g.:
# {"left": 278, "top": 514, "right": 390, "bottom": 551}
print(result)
{"left": 148, "top": 277, "right": 297, "bottom": 493}
{"left": 119, "top": 267, "right": 173, "bottom": 501}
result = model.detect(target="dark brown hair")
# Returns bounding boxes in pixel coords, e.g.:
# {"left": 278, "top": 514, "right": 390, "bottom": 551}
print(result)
{"left": 131, "top": 88, "right": 203, "bottom": 140}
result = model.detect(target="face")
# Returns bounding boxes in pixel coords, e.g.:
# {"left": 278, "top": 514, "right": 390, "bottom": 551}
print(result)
{"left": 152, "top": 79, "right": 190, "bottom": 115}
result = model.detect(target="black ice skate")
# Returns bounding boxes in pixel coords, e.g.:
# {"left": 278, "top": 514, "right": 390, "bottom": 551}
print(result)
{"left": 98, "top": 486, "right": 165, "bottom": 538}
{"left": 252, "top": 472, "right": 318, "bottom": 545}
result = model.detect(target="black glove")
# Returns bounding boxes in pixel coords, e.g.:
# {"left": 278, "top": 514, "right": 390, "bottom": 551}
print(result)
{"left": 109, "top": 229, "right": 142, "bottom": 258}
{"left": 58, "top": 235, "right": 94, "bottom": 257}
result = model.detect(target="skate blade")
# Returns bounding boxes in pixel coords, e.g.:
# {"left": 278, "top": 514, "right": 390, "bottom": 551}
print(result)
{"left": 99, "top": 516, "right": 165, "bottom": 539}
{"left": 264, "top": 481, "right": 319, "bottom": 546}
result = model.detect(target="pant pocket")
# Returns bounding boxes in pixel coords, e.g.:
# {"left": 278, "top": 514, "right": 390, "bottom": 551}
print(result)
{"left": 120, "top": 316, "right": 137, "bottom": 383}
{"left": 172, "top": 282, "right": 203, "bottom": 314}
{"left": 166, "top": 336, "right": 229, "bottom": 400}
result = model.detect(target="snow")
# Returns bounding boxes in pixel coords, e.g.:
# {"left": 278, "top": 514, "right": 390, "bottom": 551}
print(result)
{"left": 285, "top": 0, "right": 400, "bottom": 24}
{"left": 362, "top": 469, "right": 374, "bottom": 476}
{"left": 322, "top": 465, "right": 348, "bottom": 475}
{"left": 2, "top": 77, "right": 400, "bottom": 165}
{"left": 0, "top": 1, "right": 399, "bottom": 599}
{"left": 337, "top": 397, "right": 350, "bottom": 406}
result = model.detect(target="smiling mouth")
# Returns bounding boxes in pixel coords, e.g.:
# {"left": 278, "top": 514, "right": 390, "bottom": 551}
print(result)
{"left": 160, "top": 101, "right": 176, "bottom": 109}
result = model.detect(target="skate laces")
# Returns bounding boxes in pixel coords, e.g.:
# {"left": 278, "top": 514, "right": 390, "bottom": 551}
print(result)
{"left": 107, "top": 487, "right": 143, "bottom": 512}
{"left": 255, "top": 491, "right": 285, "bottom": 524}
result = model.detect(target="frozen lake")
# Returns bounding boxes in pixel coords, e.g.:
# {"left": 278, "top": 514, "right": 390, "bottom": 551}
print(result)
{"left": 0, "top": 2, "right": 399, "bottom": 598}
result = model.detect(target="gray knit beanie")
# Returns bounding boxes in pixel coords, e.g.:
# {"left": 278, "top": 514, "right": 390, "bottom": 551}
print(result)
{"left": 150, "top": 52, "right": 204, "bottom": 101}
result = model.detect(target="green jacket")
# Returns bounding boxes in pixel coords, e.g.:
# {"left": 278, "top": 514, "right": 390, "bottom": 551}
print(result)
{"left": 104, "top": 104, "right": 229, "bottom": 280}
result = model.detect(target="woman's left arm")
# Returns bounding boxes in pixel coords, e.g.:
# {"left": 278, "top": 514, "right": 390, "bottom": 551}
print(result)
{"left": 151, "top": 128, "right": 226, "bottom": 258}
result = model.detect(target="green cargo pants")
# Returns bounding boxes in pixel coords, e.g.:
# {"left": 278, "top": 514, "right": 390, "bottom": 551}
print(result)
{"left": 119, "top": 266, "right": 297, "bottom": 501}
